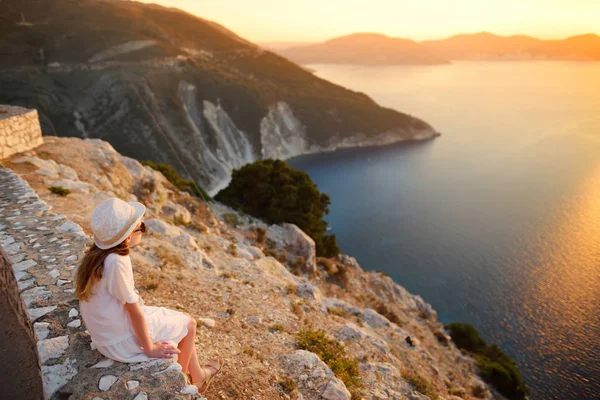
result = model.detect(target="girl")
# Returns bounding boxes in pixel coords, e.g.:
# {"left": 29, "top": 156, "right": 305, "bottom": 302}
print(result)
{"left": 76, "top": 197, "right": 223, "bottom": 394}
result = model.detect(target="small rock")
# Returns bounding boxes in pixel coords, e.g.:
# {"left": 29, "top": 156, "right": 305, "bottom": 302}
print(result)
{"left": 180, "top": 385, "right": 199, "bottom": 395}
{"left": 198, "top": 318, "right": 216, "bottom": 328}
{"left": 65, "top": 255, "right": 78, "bottom": 262}
{"left": 68, "top": 308, "right": 79, "bottom": 318}
{"left": 133, "top": 393, "right": 148, "bottom": 400}
{"left": 126, "top": 380, "right": 140, "bottom": 390}
{"left": 246, "top": 316, "right": 262, "bottom": 325}
{"left": 56, "top": 279, "right": 71, "bottom": 286}
{"left": 34, "top": 322, "right": 51, "bottom": 340}
{"left": 92, "top": 359, "right": 115, "bottom": 369}
{"left": 99, "top": 375, "right": 118, "bottom": 391}
{"left": 67, "top": 319, "right": 81, "bottom": 329}
{"left": 49, "top": 270, "right": 60, "bottom": 279}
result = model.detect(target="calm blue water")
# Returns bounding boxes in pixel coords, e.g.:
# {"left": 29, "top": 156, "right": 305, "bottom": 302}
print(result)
{"left": 288, "top": 62, "right": 600, "bottom": 400}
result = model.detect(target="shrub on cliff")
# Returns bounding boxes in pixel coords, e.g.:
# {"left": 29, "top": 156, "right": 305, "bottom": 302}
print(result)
{"left": 141, "top": 160, "right": 212, "bottom": 201}
{"left": 215, "top": 159, "right": 340, "bottom": 257}
{"left": 445, "top": 322, "right": 528, "bottom": 400}
{"left": 445, "top": 322, "right": 487, "bottom": 353}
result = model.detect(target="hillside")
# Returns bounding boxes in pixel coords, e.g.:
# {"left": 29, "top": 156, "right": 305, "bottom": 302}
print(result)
{"left": 279, "top": 33, "right": 450, "bottom": 65}
{"left": 1, "top": 136, "right": 497, "bottom": 399}
{"left": 0, "top": 0, "right": 439, "bottom": 196}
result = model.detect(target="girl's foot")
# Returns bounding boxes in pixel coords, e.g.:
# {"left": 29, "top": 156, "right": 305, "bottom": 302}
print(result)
{"left": 187, "top": 357, "right": 224, "bottom": 394}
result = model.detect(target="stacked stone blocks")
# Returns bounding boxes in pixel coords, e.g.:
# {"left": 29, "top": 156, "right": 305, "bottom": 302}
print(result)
{"left": 0, "top": 166, "right": 196, "bottom": 399}
{"left": 0, "top": 105, "right": 44, "bottom": 160}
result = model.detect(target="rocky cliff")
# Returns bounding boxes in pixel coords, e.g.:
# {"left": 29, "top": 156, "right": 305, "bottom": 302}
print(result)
{"left": 0, "top": 0, "right": 439, "bottom": 196}
{"left": 1, "top": 136, "right": 497, "bottom": 399}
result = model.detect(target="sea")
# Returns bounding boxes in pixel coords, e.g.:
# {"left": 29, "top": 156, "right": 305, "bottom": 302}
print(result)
{"left": 287, "top": 61, "right": 600, "bottom": 400}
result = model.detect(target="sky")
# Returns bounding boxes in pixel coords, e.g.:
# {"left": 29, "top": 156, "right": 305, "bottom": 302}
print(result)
{"left": 140, "top": 0, "right": 600, "bottom": 43}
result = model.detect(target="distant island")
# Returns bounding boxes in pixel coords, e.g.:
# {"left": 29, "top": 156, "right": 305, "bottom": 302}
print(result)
{"left": 275, "top": 32, "right": 600, "bottom": 65}
{"left": 277, "top": 33, "right": 450, "bottom": 65}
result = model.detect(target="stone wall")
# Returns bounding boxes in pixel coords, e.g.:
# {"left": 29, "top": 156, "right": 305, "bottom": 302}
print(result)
{"left": 0, "top": 166, "right": 197, "bottom": 399}
{"left": 0, "top": 246, "right": 45, "bottom": 399}
{"left": 0, "top": 105, "right": 44, "bottom": 160}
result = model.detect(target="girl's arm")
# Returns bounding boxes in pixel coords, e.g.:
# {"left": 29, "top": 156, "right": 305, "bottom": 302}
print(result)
{"left": 124, "top": 301, "right": 180, "bottom": 358}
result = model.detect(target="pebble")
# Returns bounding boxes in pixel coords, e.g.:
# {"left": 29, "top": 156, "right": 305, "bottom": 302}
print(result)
{"left": 99, "top": 375, "right": 118, "bottom": 391}
{"left": 67, "top": 319, "right": 81, "bottom": 328}
{"left": 49, "top": 270, "right": 60, "bottom": 279}
{"left": 56, "top": 279, "right": 71, "bottom": 286}
{"left": 133, "top": 393, "right": 148, "bottom": 400}
{"left": 198, "top": 318, "right": 216, "bottom": 328}
{"left": 68, "top": 308, "right": 79, "bottom": 318}
{"left": 92, "top": 359, "right": 115, "bottom": 369}
{"left": 65, "top": 255, "right": 78, "bottom": 262}
{"left": 127, "top": 380, "right": 140, "bottom": 390}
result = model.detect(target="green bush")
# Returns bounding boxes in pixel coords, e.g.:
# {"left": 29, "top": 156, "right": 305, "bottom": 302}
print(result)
{"left": 215, "top": 159, "right": 339, "bottom": 257}
{"left": 49, "top": 186, "right": 71, "bottom": 196}
{"left": 445, "top": 323, "right": 528, "bottom": 400}
{"left": 141, "top": 160, "right": 211, "bottom": 201}
{"left": 444, "top": 322, "right": 487, "bottom": 353}
{"left": 296, "top": 326, "right": 362, "bottom": 396}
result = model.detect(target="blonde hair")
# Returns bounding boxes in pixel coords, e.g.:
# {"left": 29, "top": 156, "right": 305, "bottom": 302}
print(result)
{"left": 75, "top": 240, "right": 130, "bottom": 301}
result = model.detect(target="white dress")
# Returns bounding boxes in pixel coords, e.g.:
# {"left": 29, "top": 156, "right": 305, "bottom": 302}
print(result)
{"left": 80, "top": 253, "right": 191, "bottom": 363}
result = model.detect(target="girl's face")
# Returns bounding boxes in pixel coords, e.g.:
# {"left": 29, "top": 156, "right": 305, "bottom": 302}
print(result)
{"left": 127, "top": 222, "right": 145, "bottom": 247}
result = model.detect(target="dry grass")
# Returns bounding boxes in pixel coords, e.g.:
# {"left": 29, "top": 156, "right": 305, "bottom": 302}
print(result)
{"left": 296, "top": 326, "right": 363, "bottom": 398}
{"left": 154, "top": 245, "right": 184, "bottom": 270}
{"left": 328, "top": 307, "right": 349, "bottom": 318}
{"left": 291, "top": 302, "right": 303, "bottom": 319}
{"left": 402, "top": 370, "right": 439, "bottom": 400}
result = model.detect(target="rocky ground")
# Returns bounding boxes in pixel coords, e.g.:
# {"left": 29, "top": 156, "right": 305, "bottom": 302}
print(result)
{"left": 2, "top": 136, "right": 497, "bottom": 400}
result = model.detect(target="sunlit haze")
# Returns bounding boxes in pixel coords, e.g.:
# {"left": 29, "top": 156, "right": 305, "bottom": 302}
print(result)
{"left": 140, "top": 0, "right": 600, "bottom": 42}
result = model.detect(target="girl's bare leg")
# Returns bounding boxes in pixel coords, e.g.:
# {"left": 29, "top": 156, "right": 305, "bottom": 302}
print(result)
{"left": 177, "top": 317, "right": 197, "bottom": 374}
{"left": 178, "top": 315, "right": 217, "bottom": 384}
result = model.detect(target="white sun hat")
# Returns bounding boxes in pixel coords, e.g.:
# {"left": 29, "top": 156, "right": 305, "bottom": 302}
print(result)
{"left": 91, "top": 198, "right": 146, "bottom": 249}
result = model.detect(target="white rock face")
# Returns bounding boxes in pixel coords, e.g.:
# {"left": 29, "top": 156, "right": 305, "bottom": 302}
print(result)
{"left": 37, "top": 335, "right": 69, "bottom": 363}
{"left": 260, "top": 102, "right": 310, "bottom": 160}
{"left": 178, "top": 81, "right": 256, "bottom": 196}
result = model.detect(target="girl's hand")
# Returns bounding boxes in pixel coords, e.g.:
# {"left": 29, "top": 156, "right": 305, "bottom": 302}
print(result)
{"left": 145, "top": 341, "right": 181, "bottom": 358}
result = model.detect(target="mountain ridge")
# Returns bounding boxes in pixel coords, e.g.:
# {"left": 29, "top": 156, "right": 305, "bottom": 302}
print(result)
{"left": 278, "top": 31, "right": 600, "bottom": 64}
{"left": 0, "top": 0, "right": 438, "bottom": 196}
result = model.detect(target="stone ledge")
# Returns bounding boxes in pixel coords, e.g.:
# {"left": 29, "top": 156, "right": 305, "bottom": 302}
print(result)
{"left": 0, "top": 166, "right": 197, "bottom": 399}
